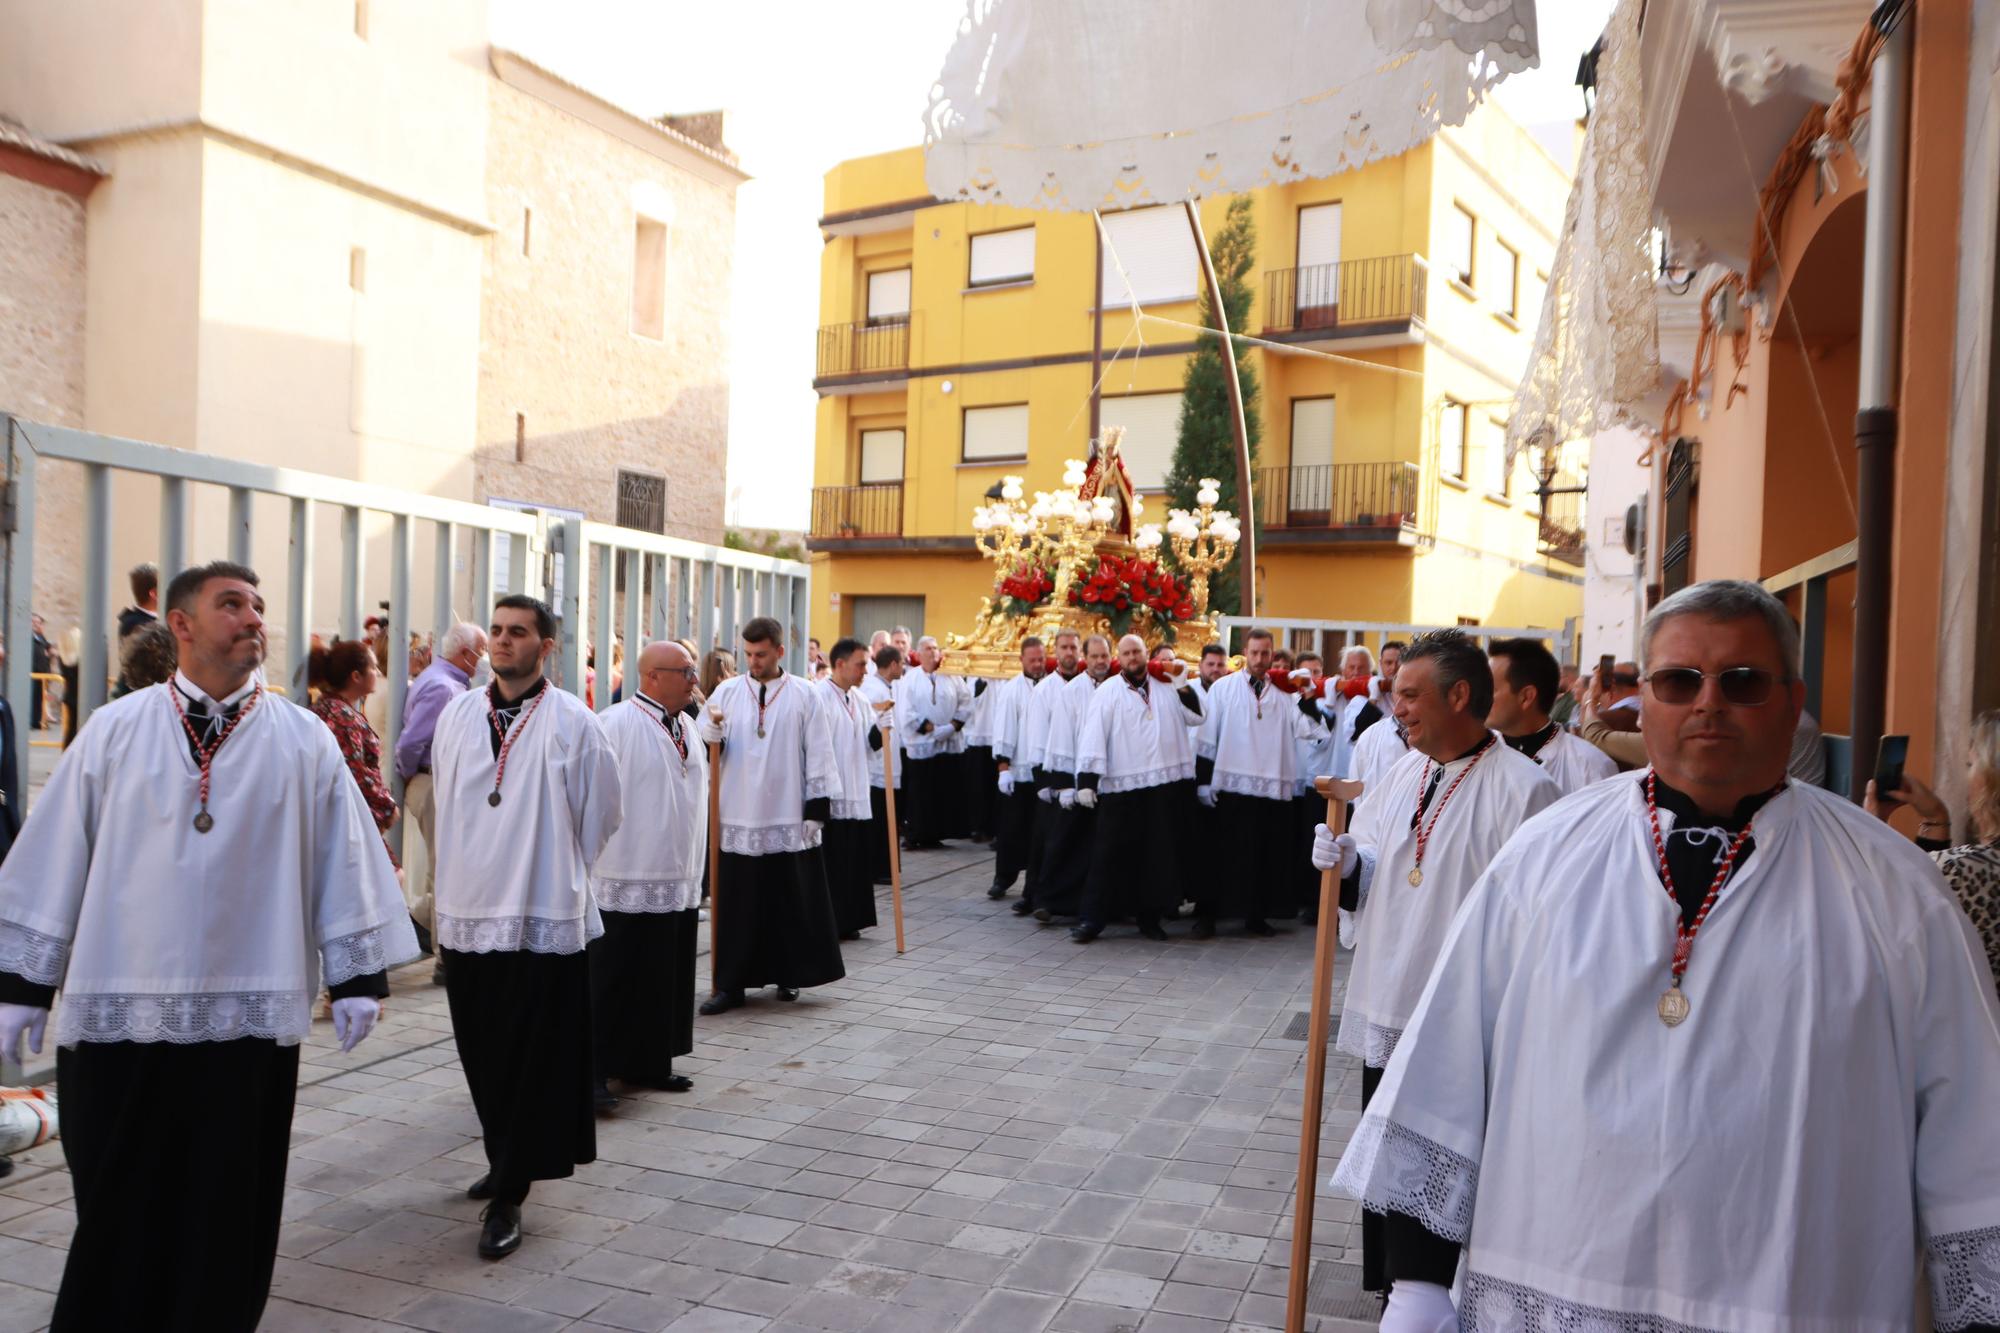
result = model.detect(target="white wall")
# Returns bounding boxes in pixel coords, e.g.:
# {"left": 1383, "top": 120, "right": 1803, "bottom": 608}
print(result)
{"left": 1582, "top": 425, "right": 1651, "bottom": 664}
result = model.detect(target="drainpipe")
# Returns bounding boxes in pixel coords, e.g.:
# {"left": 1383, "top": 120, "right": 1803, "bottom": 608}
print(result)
{"left": 1848, "top": 7, "right": 1910, "bottom": 803}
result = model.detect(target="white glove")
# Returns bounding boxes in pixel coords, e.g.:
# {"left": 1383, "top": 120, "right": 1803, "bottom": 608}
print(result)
{"left": 1311, "top": 824, "right": 1358, "bottom": 876}
{"left": 1381, "top": 1280, "right": 1459, "bottom": 1333}
{"left": 697, "top": 708, "right": 724, "bottom": 745}
{"left": 998, "top": 770, "right": 1016, "bottom": 796}
{"left": 1075, "top": 788, "right": 1097, "bottom": 810}
{"left": 1290, "top": 667, "right": 1314, "bottom": 683}
{"left": 0, "top": 1004, "right": 48, "bottom": 1066}
{"left": 1196, "top": 784, "right": 1216, "bottom": 808}
{"left": 329, "top": 997, "right": 380, "bottom": 1054}
{"left": 804, "top": 818, "right": 823, "bottom": 840}
{"left": 1058, "top": 789, "right": 1076, "bottom": 810}
{"left": 1038, "top": 785, "right": 1056, "bottom": 804}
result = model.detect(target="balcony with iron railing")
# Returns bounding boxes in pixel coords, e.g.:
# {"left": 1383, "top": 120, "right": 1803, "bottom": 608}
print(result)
{"left": 1255, "top": 461, "right": 1423, "bottom": 545}
{"left": 815, "top": 318, "right": 912, "bottom": 389}
{"left": 807, "top": 482, "right": 905, "bottom": 548}
{"left": 1537, "top": 485, "right": 1586, "bottom": 566}
{"left": 1262, "top": 254, "right": 1428, "bottom": 340}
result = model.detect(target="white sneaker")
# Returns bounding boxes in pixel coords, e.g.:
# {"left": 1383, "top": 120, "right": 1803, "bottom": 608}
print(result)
{"left": 1337, "top": 909, "right": 1355, "bottom": 950}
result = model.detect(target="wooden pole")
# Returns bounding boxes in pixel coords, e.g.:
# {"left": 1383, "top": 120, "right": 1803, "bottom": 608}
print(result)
{"left": 1287, "top": 776, "right": 1364, "bottom": 1333}
{"left": 707, "top": 709, "right": 723, "bottom": 990}
{"left": 1090, "top": 211, "right": 1105, "bottom": 448}
{"left": 876, "top": 701, "right": 907, "bottom": 955}
{"left": 1184, "top": 199, "right": 1257, "bottom": 617}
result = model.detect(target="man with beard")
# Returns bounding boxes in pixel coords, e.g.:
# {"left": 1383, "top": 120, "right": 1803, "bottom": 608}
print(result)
{"left": 987, "top": 636, "right": 1047, "bottom": 904}
{"left": 815, "top": 639, "right": 878, "bottom": 940}
{"left": 588, "top": 640, "right": 707, "bottom": 1104}
{"left": 893, "top": 636, "right": 971, "bottom": 848}
{"left": 431, "top": 594, "right": 624, "bottom": 1258}
{"left": 1071, "top": 635, "right": 1205, "bottom": 943}
{"left": 859, "top": 644, "right": 903, "bottom": 883}
{"left": 1031, "top": 632, "right": 1112, "bottom": 924}
{"left": 0, "top": 562, "right": 417, "bottom": 1327}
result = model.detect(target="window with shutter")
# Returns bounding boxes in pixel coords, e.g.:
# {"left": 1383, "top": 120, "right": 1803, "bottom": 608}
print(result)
{"left": 969, "top": 228, "right": 1036, "bottom": 286}
{"left": 1490, "top": 240, "right": 1519, "bottom": 317}
{"left": 1446, "top": 206, "right": 1476, "bottom": 286}
{"left": 858, "top": 429, "right": 904, "bottom": 483}
{"left": 1099, "top": 207, "right": 1200, "bottom": 308}
{"left": 1661, "top": 439, "right": 1697, "bottom": 595}
{"left": 962, "top": 404, "right": 1029, "bottom": 462}
{"left": 1439, "top": 401, "right": 1467, "bottom": 479}
{"left": 866, "top": 269, "right": 911, "bottom": 324}
{"left": 1288, "top": 398, "right": 1336, "bottom": 515}
{"left": 1100, "top": 393, "right": 1183, "bottom": 490}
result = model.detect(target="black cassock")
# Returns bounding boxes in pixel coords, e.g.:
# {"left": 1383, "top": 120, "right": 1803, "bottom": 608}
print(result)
{"left": 713, "top": 848, "right": 848, "bottom": 993}
{"left": 993, "top": 781, "right": 1039, "bottom": 894}
{"left": 901, "top": 747, "right": 966, "bottom": 844}
{"left": 1202, "top": 792, "right": 1295, "bottom": 923}
{"left": 820, "top": 817, "right": 878, "bottom": 936}
{"left": 1079, "top": 778, "right": 1194, "bottom": 928}
{"left": 1032, "top": 773, "right": 1097, "bottom": 919}
{"left": 589, "top": 907, "right": 697, "bottom": 1084}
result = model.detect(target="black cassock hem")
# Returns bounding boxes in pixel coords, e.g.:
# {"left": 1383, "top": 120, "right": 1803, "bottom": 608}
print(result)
{"left": 590, "top": 909, "right": 697, "bottom": 1083}
{"left": 820, "top": 818, "right": 878, "bottom": 935}
{"left": 712, "top": 850, "right": 846, "bottom": 992}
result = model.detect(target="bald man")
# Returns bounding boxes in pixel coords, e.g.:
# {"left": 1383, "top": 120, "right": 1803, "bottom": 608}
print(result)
{"left": 587, "top": 641, "right": 709, "bottom": 1103}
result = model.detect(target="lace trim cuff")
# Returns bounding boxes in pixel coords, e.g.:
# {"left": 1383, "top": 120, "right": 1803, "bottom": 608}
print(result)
{"left": 1213, "top": 771, "right": 1293, "bottom": 802}
{"left": 1335, "top": 1013, "right": 1404, "bottom": 1068}
{"left": 593, "top": 877, "right": 701, "bottom": 914}
{"left": 720, "top": 823, "right": 821, "bottom": 855}
{"left": 805, "top": 775, "right": 836, "bottom": 801}
{"left": 55, "top": 989, "right": 308, "bottom": 1048}
{"left": 0, "top": 918, "right": 70, "bottom": 987}
{"left": 1098, "top": 762, "right": 1195, "bottom": 794}
{"left": 1330, "top": 1114, "right": 1478, "bottom": 1244}
{"left": 1931, "top": 1225, "right": 2000, "bottom": 1331}
{"left": 831, "top": 798, "right": 870, "bottom": 821}
{"left": 1460, "top": 1273, "right": 1710, "bottom": 1332}
{"left": 435, "top": 912, "right": 600, "bottom": 955}
{"left": 319, "top": 925, "right": 390, "bottom": 987}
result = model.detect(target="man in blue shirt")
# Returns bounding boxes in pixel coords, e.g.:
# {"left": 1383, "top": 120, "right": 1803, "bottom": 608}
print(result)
{"left": 396, "top": 622, "right": 486, "bottom": 977}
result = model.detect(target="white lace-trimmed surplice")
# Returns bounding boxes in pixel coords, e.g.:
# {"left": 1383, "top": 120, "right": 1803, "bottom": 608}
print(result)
{"left": 590, "top": 694, "right": 707, "bottom": 915}
{"left": 1534, "top": 725, "right": 1620, "bottom": 796}
{"left": 989, "top": 672, "right": 1040, "bottom": 770}
{"left": 1196, "top": 672, "right": 1322, "bottom": 802}
{"left": 1022, "top": 669, "right": 1082, "bottom": 776}
{"left": 1347, "top": 713, "right": 1408, "bottom": 792}
{"left": 963, "top": 676, "right": 1001, "bottom": 749}
{"left": 711, "top": 670, "right": 838, "bottom": 856}
{"left": 859, "top": 674, "right": 899, "bottom": 790}
{"left": 1341, "top": 738, "right": 1559, "bottom": 1067}
{"left": 0, "top": 676, "right": 419, "bottom": 1047}
{"left": 893, "top": 667, "right": 971, "bottom": 761}
{"left": 1076, "top": 674, "right": 1202, "bottom": 793}
{"left": 816, "top": 677, "right": 872, "bottom": 821}
{"left": 1332, "top": 777, "right": 2000, "bottom": 1332}
{"left": 431, "top": 681, "right": 623, "bottom": 954}
{"left": 1036, "top": 670, "right": 1104, "bottom": 778}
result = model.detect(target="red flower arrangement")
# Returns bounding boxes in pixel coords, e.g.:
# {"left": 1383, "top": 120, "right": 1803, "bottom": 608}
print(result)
{"left": 1068, "top": 555, "right": 1196, "bottom": 639}
{"left": 997, "top": 565, "right": 1054, "bottom": 617}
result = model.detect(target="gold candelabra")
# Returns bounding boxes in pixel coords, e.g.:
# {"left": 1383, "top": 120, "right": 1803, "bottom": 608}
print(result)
{"left": 1161, "top": 478, "right": 1243, "bottom": 614}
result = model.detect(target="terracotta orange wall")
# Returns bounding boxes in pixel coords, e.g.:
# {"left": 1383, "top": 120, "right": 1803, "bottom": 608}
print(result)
{"left": 1761, "top": 333, "right": 1860, "bottom": 575}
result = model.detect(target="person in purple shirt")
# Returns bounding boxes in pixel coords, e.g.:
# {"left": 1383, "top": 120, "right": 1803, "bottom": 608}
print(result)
{"left": 398, "top": 622, "right": 487, "bottom": 979}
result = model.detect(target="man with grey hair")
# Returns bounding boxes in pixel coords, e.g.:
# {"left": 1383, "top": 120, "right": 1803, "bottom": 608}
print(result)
{"left": 1329, "top": 580, "right": 2000, "bottom": 1331}
{"left": 397, "top": 619, "right": 488, "bottom": 975}
{"left": 893, "top": 635, "right": 971, "bottom": 848}
{"left": 864, "top": 629, "right": 891, "bottom": 676}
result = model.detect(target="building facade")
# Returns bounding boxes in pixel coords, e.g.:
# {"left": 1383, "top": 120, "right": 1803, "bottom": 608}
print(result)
{"left": 806, "top": 106, "right": 1582, "bottom": 649}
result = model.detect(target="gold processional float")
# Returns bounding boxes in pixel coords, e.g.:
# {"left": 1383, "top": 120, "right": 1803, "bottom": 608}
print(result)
{"left": 943, "top": 427, "right": 1242, "bottom": 677}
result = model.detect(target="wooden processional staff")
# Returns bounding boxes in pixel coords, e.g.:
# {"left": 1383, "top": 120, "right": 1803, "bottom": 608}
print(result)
{"left": 1286, "top": 775, "right": 1364, "bottom": 1333}
{"left": 707, "top": 707, "right": 723, "bottom": 988}
{"left": 874, "top": 701, "right": 908, "bottom": 954}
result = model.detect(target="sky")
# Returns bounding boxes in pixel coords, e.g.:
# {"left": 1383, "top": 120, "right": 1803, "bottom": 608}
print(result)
{"left": 489, "top": 0, "right": 1616, "bottom": 533}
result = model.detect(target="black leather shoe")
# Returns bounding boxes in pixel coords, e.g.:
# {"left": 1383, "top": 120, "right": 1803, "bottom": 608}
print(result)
{"left": 650, "top": 1074, "right": 694, "bottom": 1093}
{"left": 1245, "top": 919, "right": 1277, "bottom": 937}
{"left": 776, "top": 987, "right": 801, "bottom": 1002}
{"left": 1010, "top": 899, "right": 1034, "bottom": 916}
{"left": 1033, "top": 907, "right": 1053, "bottom": 923}
{"left": 1190, "top": 918, "right": 1216, "bottom": 940}
{"left": 1069, "top": 923, "right": 1102, "bottom": 944}
{"left": 986, "top": 883, "right": 1009, "bottom": 900}
{"left": 466, "top": 1173, "right": 495, "bottom": 1201}
{"left": 838, "top": 930, "right": 860, "bottom": 941}
{"left": 698, "top": 990, "right": 744, "bottom": 1016}
{"left": 874, "top": 874, "right": 893, "bottom": 886}
{"left": 478, "top": 1202, "right": 522, "bottom": 1259}
{"left": 1137, "top": 920, "right": 1168, "bottom": 942}
{"left": 593, "top": 1081, "right": 620, "bottom": 1113}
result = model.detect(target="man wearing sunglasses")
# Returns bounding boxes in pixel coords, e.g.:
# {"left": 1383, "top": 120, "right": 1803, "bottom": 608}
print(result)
{"left": 1331, "top": 579, "right": 2000, "bottom": 1333}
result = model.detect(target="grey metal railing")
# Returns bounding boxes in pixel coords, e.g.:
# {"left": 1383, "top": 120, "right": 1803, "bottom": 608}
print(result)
{"left": 1262, "top": 254, "right": 1428, "bottom": 334}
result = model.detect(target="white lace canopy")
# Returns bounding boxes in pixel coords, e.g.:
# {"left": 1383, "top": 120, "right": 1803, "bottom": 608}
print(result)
{"left": 922, "top": 0, "right": 1540, "bottom": 212}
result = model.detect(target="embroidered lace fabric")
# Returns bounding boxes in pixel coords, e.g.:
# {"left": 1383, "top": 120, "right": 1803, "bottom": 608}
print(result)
{"left": 593, "top": 877, "right": 701, "bottom": 914}
{"left": 721, "top": 824, "right": 822, "bottom": 855}
{"left": 1214, "top": 771, "right": 1293, "bottom": 802}
{"left": 1336, "top": 1013, "right": 1403, "bottom": 1068}
{"left": 831, "top": 798, "right": 870, "bottom": 821}
{"left": 805, "top": 774, "right": 836, "bottom": 801}
{"left": 1931, "top": 1225, "right": 2000, "bottom": 1331}
{"left": 1504, "top": 0, "right": 1658, "bottom": 471}
{"left": 1460, "top": 1273, "right": 1713, "bottom": 1332}
{"left": 1330, "top": 1113, "right": 1478, "bottom": 1244}
{"left": 434, "top": 912, "right": 599, "bottom": 955}
{"left": 56, "top": 989, "right": 309, "bottom": 1048}
{"left": 0, "top": 918, "right": 70, "bottom": 986}
{"left": 319, "top": 925, "right": 390, "bottom": 986}
{"left": 1098, "top": 762, "right": 1195, "bottom": 795}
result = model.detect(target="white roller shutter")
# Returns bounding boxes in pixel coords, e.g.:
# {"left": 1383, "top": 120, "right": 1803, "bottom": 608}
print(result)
{"left": 970, "top": 228, "right": 1036, "bottom": 285}
{"left": 1099, "top": 207, "right": 1199, "bottom": 308}
{"left": 1296, "top": 203, "right": 1342, "bottom": 314}
{"left": 867, "top": 268, "right": 911, "bottom": 322}
{"left": 859, "top": 429, "right": 904, "bottom": 483}
{"left": 963, "top": 404, "right": 1029, "bottom": 461}
{"left": 1101, "top": 393, "right": 1183, "bottom": 490}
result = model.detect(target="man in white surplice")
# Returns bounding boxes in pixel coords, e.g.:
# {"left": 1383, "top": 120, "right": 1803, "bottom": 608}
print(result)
{"left": 1326, "top": 581, "right": 2000, "bottom": 1332}
{"left": 859, "top": 644, "right": 903, "bottom": 886}
{"left": 1488, "top": 635, "right": 1618, "bottom": 796}
{"left": 894, "top": 636, "right": 971, "bottom": 846}
{"left": 0, "top": 561, "right": 417, "bottom": 1330}
{"left": 1310, "top": 627, "right": 1559, "bottom": 1298}
{"left": 987, "top": 636, "right": 1046, "bottom": 908}
{"left": 432, "top": 594, "right": 623, "bottom": 1261}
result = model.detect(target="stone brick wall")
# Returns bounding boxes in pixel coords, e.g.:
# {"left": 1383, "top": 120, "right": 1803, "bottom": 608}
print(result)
{"left": 476, "top": 80, "right": 737, "bottom": 545}
{"left": 0, "top": 172, "right": 86, "bottom": 643}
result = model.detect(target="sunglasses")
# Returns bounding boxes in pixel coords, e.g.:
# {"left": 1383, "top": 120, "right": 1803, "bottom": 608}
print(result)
{"left": 1645, "top": 667, "right": 1787, "bottom": 706}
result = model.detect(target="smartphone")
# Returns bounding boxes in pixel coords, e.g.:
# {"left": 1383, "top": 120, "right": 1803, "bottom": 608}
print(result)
{"left": 1597, "top": 653, "right": 1615, "bottom": 686}
{"left": 1874, "top": 735, "right": 1909, "bottom": 793}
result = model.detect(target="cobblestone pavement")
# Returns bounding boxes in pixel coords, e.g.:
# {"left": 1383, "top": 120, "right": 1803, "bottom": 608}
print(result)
{"left": 0, "top": 843, "right": 1375, "bottom": 1331}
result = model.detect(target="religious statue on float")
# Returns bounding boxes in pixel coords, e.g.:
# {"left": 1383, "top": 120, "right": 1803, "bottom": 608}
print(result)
{"left": 942, "top": 426, "right": 1242, "bottom": 677}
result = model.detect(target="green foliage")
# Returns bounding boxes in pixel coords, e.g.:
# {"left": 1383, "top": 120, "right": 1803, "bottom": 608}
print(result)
{"left": 1164, "top": 195, "right": 1261, "bottom": 615}
{"left": 723, "top": 529, "right": 804, "bottom": 563}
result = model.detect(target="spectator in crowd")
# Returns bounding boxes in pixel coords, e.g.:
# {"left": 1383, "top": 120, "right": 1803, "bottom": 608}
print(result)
{"left": 890, "top": 626, "right": 913, "bottom": 658}
{"left": 1866, "top": 712, "right": 2000, "bottom": 997}
{"left": 1599, "top": 660, "right": 1643, "bottom": 724}
{"left": 29, "top": 614, "right": 50, "bottom": 729}
{"left": 116, "top": 563, "right": 158, "bottom": 641}
{"left": 0, "top": 635, "right": 19, "bottom": 863}
{"left": 1575, "top": 669, "right": 1648, "bottom": 771}
{"left": 58, "top": 625, "right": 81, "bottom": 748}
{"left": 700, "top": 647, "right": 736, "bottom": 698}
{"left": 397, "top": 622, "right": 487, "bottom": 971}
{"left": 109, "top": 620, "right": 178, "bottom": 700}
{"left": 1548, "top": 662, "right": 1581, "bottom": 728}
{"left": 309, "top": 639, "right": 398, "bottom": 865}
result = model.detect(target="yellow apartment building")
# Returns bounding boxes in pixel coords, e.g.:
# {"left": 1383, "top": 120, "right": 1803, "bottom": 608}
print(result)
{"left": 807, "top": 105, "right": 1583, "bottom": 648}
